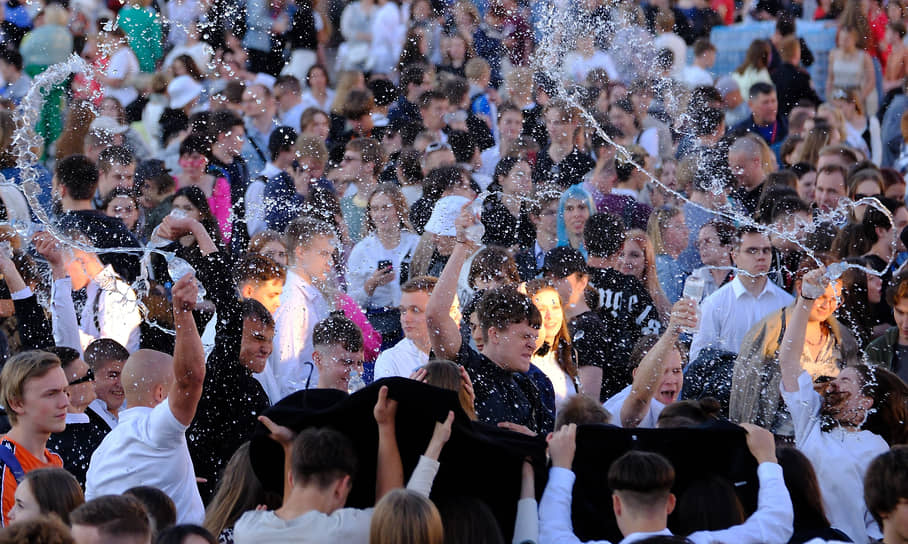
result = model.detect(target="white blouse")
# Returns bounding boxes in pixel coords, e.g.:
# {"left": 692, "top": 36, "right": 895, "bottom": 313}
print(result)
{"left": 346, "top": 231, "right": 420, "bottom": 309}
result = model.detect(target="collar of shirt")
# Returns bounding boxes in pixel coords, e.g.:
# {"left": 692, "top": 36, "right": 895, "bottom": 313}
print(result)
{"left": 286, "top": 269, "right": 322, "bottom": 303}
{"left": 118, "top": 405, "right": 155, "bottom": 422}
{"left": 619, "top": 529, "right": 673, "bottom": 544}
{"left": 65, "top": 413, "right": 90, "bottom": 424}
{"left": 534, "top": 241, "right": 546, "bottom": 268}
{"left": 730, "top": 275, "right": 775, "bottom": 299}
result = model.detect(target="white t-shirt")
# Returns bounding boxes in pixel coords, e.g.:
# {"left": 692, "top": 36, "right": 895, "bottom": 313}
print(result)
{"left": 681, "top": 64, "right": 713, "bottom": 89}
{"left": 373, "top": 338, "right": 428, "bottom": 380}
{"left": 603, "top": 384, "right": 665, "bottom": 428}
{"left": 85, "top": 400, "right": 205, "bottom": 524}
{"left": 532, "top": 351, "right": 577, "bottom": 410}
{"left": 106, "top": 47, "right": 140, "bottom": 106}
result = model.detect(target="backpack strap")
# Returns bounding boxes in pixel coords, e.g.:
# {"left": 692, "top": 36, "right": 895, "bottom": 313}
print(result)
{"left": 0, "top": 441, "right": 26, "bottom": 483}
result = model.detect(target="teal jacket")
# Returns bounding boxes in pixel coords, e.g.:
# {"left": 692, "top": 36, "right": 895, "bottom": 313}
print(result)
{"left": 865, "top": 326, "right": 899, "bottom": 371}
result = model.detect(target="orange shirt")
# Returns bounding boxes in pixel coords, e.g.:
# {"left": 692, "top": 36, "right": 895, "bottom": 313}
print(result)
{"left": 0, "top": 437, "right": 63, "bottom": 527}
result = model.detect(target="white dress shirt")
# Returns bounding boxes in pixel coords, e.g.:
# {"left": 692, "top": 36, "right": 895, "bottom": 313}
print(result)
{"left": 85, "top": 400, "right": 205, "bottom": 524}
{"left": 690, "top": 276, "right": 793, "bottom": 361}
{"left": 781, "top": 371, "right": 888, "bottom": 544}
{"left": 233, "top": 455, "right": 440, "bottom": 544}
{"left": 51, "top": 265, "right": 142, "bottom": 354}
{"left": 539, "top": 462, "right": 793, "bottom": 544}
{"left": 602, "top": 384, "right": 664, "bottom": 428}
{"left": 373, "top": 338, "right": 429, "bottom": 380}
{"left": 87, "top": 398, "right": 120, "bottom": 429}
{"left": 261, "top": 270, "right": 330, "bottom": 403}
{"left": 346, "top": 232, "right": 420, "bottom": 309}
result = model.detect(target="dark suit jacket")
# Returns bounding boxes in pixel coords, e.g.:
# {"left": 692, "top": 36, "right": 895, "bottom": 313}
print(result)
{"left": 771, "top": 62, "right": 821, "bottom": 118}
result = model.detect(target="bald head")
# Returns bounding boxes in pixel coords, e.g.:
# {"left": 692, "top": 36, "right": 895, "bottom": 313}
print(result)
{"left": 121, "top": 350, "right": 174, "bottom": 407}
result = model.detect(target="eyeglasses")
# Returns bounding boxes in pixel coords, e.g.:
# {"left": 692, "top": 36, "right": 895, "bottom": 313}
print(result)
{"left": 425, "top": 141, "right": 452, "bottom": 153}
{"left": 341, "top": 154, "right": 362, "bottom": 163}
{"left": 68, "top": 367, "right": 94, "bottom": 386}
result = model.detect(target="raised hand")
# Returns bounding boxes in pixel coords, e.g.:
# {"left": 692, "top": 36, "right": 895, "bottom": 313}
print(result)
{"left": 171, "top": 274, "right": 199, "bottom": 314}
{"left": 258, "top": 414, "right": 297, "bottom": 451}
{"left": 547, "top": 423, "right": 577, "bottom": 469}
{"left": 667, "top": 298, "right": 698, "bottom": 334}
{"left": 740, "top": 423, "right": 777, "bottom": 464}
{"left": 425, "top": 410, "right": 454, "bottom": 460}
{"left": 373, "top": 385, "right": 398, "bottom": 428}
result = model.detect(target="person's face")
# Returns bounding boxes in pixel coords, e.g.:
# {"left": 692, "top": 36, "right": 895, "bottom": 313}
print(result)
{"left": 179, "top": 151, "right": 209, "bottom": 177}
{"left": 797, "top": 171, "right": 817, "bottom": 203}
{"left": 424, "top": 149, "right": 457, "bottom": 173}
{"left": 239, "top": 317, "right": 275, "bottom": 373}
{"left": 662, "top": 213, "right": 690, "bottom": 254}
{"left": 314, "top": 343, "right": 364, "bottom": 391}
{"left": 100, "top": 98, "right": 121, "bottom": 120}
{"left": 838, "top": 28, "right": 857, "bottom": 49}
{"left": 808, "top": 279, "right": 842, "bottom": 322}
{"left": 820, "top": 367, "right": 872, "bottom": 425}
{"left": 447, "top": 35, "right": 467, "bottom": 60}
{"left": 732, "top": 232, "right": 772, "bottom": 276}
{"left": 563, "top": 198, "right": 590, "bottom": 236}
{"left": 881, "top": 499, "right": 908, "bottom": 542}
{"left": 340, "top": 149, "right": 367, "bottom": 180}
{"left": 65, "top": 249, "right": 97, "bottom": 291}
{"left": 303, "top": 113, "right": 331, "bottom": 141}
{"left": 298, "top": 157, "right": 325, "bottom": 182}
{"left": 369, "top": 193, "right": 398, "bottom": 230}
{"left": 866, "top": 272, "right": 883, "bottom": 304}
{"left": 221, "top": 125, "right": 246, "bottom": 156}
{"left": 771, "top": 210, "right": 812, "bottom": 251}
{"left": 172, "top": 195, "right": 202, "bottom": 222}
{"left": 654, "top": 349, "right": 683, "bottom": 404}
{"left": 885, "top": 181, "right": 906, "bottom": 201}
{"left": 9, "top": 367, "right": 70, "bottom": 434}
{"left": 499, "top": 111, "right": 524, "bottom": 144}
{"left": 853, "top": 179, "right": 882, "bottom": 200}
{"left": 894, "top": 297, "right": 908, "bottom": 342}
{"left": 399, "top": 290, "right": 430, "bottom": 346}
{"left": 105, "top": 195, "right": 139, "bottom": 231}
{"left": 660, "top": 161, "right": 678, "bottom": 190}
{"left": 7, "top": 480, "right": 42, "bottom": 525}
{"left": 99, "top": 162, "right": 136, "bottom": 195}
{"left": 259, "top": 241, "right": 288, "bottom": 267}
{"left": 608, "top": 106, "right": 635, "bottom": 135}
{"left": 696, "top": 225, "right": 730, "bottom": 266}
{"left": 295, "top": 234, "right": 336, "bottom": 285}
{"left": 532, "top": 289, "right": 564, "bottom": 343}
{"left": 618, "top": 239, "right": 646, "bottom": 279}
{"left": 728, "top": 150, "right": 764, "bottom": 190}
{"left": 308, "top": 67, "right": 327, "bottom": 91}
{"left": 749, "top": 91, "right": 779, "bottom": 125}
{"left": 534, "top": 200, "right": 558, "bottom": 238}
{"left": 141, "top": 179, "right": 169, "bottom": 209}
{"left": 93, "top": 359, "right": 125, "bottom": 411}
{"left": 545, "top": 108, "right": 576, "bottom": 145}
{"left": 243, "top": 85, "right": 273, "bottom": 118}
{"left": 501, "top": 161, "right": 533, "bottom": 196}
{"left": 894, "top": 206, "right": 908, "bottom": 252}
{"left": 64, "top": 358, "right": 96, "bottom": 410}
{"left": 815, "top": 172, "right": 847, "bottom": 211}
{"left": 422, "top": 99, "right": 449, "bottom": 131}
{"left": 244, "top": 278, "right": 284, "bottom": 314}
{"left": 488, "top": 321, "right": 539, "bottom": 372}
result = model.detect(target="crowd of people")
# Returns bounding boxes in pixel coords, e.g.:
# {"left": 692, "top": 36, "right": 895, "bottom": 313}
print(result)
{"left": 0, "top": 0, "right": 907, "bottom": 540}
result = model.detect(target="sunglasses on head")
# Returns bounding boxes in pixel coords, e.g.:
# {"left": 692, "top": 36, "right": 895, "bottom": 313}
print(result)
{"left": 68, "top": 367, "right": 95, "bottom": 386}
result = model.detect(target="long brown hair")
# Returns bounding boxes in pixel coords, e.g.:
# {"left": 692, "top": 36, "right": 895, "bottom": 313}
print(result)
{"left": 524, "top": 279, "right": 577, "bottom": 381}
{"left": 423, "top": 360, "right": 477, "bottom": 420}
{"left": 735, "top": 39, "right": 771, "bottom": 74}
{"left": 0, "top": 110, "right": 16, "bottom": 169}
{"left": 855, "top": 364, "right": 908, "bottom": 445}
{"left": 21, "top": 468, "right": 84, "bottom": 525}
{"left": 204, "top": 442, "right": 281, "bottom": 536}
{"left": 363, "top": 183, "right": 414, "bottom": 238}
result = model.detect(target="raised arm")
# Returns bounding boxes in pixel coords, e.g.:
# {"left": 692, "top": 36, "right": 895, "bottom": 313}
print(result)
{"left": 425, "top": 206, "right": 475, "bottom": 360}
{"left": 779, "top": 268, "right": 825, "bottom": 393}
{"left": 34, "top": 232, "right": 81, "bottom": 352}
{"left": 169, "top": 274, "right": 206, "bottom": 426}
{"left": 539, "top": 424, "right": 586, "bottom": 544}
{"left": 0, "top": 249, "right": 53, "bottom": 350}
{"left": 374, "top": 385, "right": 404, "bottom": 500}
{"left": 620, "top": 299, "right": 696, "bottom": 428}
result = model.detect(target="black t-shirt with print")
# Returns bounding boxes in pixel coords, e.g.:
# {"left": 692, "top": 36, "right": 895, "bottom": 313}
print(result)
{"left": 568, "top": 310, "right": 627, "bottom": 402}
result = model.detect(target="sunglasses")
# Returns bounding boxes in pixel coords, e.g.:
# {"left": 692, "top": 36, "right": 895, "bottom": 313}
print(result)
{"left": 425, "top": 141, "right": 452, "bottom": 153}
{"left": 68, "top": 367, "right": 95, "bottom": 386}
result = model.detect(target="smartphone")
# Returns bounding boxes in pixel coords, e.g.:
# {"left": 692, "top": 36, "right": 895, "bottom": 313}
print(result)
{"left": 377, "top": 259, "right": 393, "bottom": 272}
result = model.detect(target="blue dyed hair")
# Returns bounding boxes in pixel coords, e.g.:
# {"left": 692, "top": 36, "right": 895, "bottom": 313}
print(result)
{"left": 556, "top": 184, "right": 596, "bottom": 257}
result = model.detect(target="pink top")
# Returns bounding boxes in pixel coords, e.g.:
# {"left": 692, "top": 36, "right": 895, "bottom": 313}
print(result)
{"left": 335, "top": 292, "right": 382, "bottom": 362}
{"left": 209, "top": 177, "right": 232, "bottom": 243}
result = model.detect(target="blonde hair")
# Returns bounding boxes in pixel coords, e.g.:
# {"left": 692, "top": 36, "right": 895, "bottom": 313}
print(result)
{"left": 817, "top": 103, "right": 848, "bottom": 143}
{"left": 624, "top": 229, "right": 671, "bottom": 320}
{"left": 646, "top": 206, "right": 681, "bottom": 256}
{"left": 331, "top": 71, "right": 365, "bottom": 114}
{"left": 369, "top": 489, "right": 444, "bottom": 544}
{"left": 0, "top": 351, "right": 62, "bottom": 425}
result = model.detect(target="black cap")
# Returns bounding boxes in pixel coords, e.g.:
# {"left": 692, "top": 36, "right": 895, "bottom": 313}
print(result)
{"left": 134, "top": 159, "right": 170, "bottom": 187}
{"left": 542, "top": 246, "right": 587, "bottom": 278}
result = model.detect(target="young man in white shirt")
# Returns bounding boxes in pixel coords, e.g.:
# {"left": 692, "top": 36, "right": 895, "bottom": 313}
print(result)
{"left": 312, "top": 314, "right": 365, "bottom": 392}
{"left": 681, "top": 39, "right": 716, "bottom": 89}
{"left": 85, "top": 275, "right": 206, "bottom": 525}
{"left": 34, "top": 231, "right": 142, "bottom": 353}
{"left": 373, "top": 277, "right": 436, "bottom": 380}
{"left": 778, "top": 267, "right": 903, "bottom": 544}
{"left": 264, "top": 217, "right": 336, "bottom": 402}
{"left": 539, "top": 422, "right": 794, "bottom": 544}
{"left": 233, "top": 386, "right": 453, "bottom": 544}
{"left": 690, "top": 226, "right": 794, "bottom": 361}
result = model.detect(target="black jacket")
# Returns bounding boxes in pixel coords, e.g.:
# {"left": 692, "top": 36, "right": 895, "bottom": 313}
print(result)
{"left": 57, "top": 210, "right": 142, "bottom": 283}
{"left": 47, "top": 407, "right": 111, "bottom": 487}
{"left": 186, "top": 250, "right": 270, "bottom": 502}
{"left": 771, "top": 62, "right": 821, "bottom": 118}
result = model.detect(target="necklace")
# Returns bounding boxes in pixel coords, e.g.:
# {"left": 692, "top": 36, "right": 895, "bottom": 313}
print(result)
{"left": 805, "top": 326, "right": 827, "bottom": 347}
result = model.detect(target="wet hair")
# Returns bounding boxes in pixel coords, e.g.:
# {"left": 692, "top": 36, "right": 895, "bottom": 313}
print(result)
{"left": 241, "top": 298, "right": 275, "bottom": 328}
{"left": 864, "top": 446, "right": 908, "bottom": 526}
{"left": 84, "top": 338, "right": 129, "bottom": 372}
{"left": 70, "top": 495, "right": 151, "bottom": 541}
{"left": 477, "top": 285, "right": 542, "bottom": 340}
{"left": 656, "top": 398, "right": 721, "bottom": 428}
{"left": 554, "top": 394, "right": 611, "bottom": 429}
{"left": 607, "top": 451, "right": 676, "bottom": 510}
{"left": 155, "top": 525, "right": 217, "bottom": 544}
{"left": 775, "top": 446, "right": 832, "bottom": 532}
{"left": 313, "top": 314, "right": 364, "bottom": 352}
{"left": 584, "top": 212, "right": 627, "bottom": 258}
{"left": 422, "top": 360, "right": 476, "bottom": 420}
{"left": 468, "top": 247, "right": 520, "bottom": 289}
{"left": 236, "top": 254, "right": 286, "bottom": 288}
{"left": 290, "top": 427, "right": 358, "bottom": 488}
{"left": 249, "top": 230, "right": 286, "bottom": 255}
{"left": 853, "top": 364, "right": 908, "bottom": 445}
{"left": 676, "top": 475, "right": 744, "bottom": 535}
{"left": 204, "top": 442, "right": 281, "bottom": 537}
{"left": 18, "top": 468, "right": 84, "bottom": 525}
{"left": 56, "top": 154, "right": 99, "bottom": 201}
{"left": 0, "top": 351, "right": 62, "bottom": 425}
{"left": 122, "top": 486, "right": 176, "bottom": 537}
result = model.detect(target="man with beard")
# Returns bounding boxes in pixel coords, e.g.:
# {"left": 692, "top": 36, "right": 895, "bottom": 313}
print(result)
{"left": 779, "top": 267, "right": 908, "bottom": 544}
